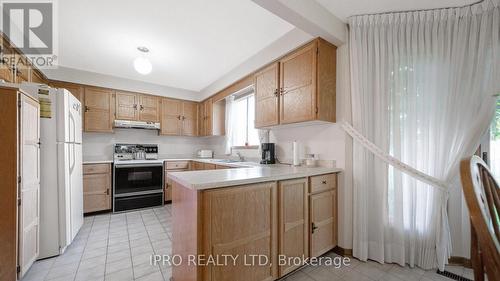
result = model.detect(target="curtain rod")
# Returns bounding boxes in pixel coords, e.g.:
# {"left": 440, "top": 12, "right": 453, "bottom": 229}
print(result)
{"left": 347, "top": 0, "right": 485, "bottom": 19}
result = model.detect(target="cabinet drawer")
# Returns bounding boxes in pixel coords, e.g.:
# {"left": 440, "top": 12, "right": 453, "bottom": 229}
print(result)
{"left": 83, "top": 163, "right": 110, "bottom": 175}
{"left": 309, "top": 174, "right": 336, "bottom": 193}
{"left": 165, "top": 161, "right": 189, "bottom": 170}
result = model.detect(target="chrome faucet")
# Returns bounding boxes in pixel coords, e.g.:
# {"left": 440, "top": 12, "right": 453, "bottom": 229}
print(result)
{"left": 236, "top": 152, "right": 245, "bottom": 162}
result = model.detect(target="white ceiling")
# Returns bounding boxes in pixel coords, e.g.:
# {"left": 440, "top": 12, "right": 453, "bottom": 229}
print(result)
{"left": 315, "top": 0, "right": 480, "bottom": 22}
{"left": 57, "top": 0, "right": 294, "bottom": 91}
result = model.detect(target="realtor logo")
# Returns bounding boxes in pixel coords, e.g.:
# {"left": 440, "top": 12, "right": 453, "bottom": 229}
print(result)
{"left": 1, "top": 0, "right": 58, "bottom": 67}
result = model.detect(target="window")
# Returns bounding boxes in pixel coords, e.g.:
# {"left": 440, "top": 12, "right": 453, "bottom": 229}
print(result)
{"left": 231, "top": 94, "right": 259, "bottom": 147}
{"left": 489, "top": 98, "right": 500, "bottom": 179}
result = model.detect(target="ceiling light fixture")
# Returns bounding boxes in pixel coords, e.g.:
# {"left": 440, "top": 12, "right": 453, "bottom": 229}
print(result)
{"left": 134, "top": 46, "right": 152, "bottom": 75}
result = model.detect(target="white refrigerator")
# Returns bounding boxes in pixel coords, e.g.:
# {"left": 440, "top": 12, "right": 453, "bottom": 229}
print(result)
{"left": 21, "top": 83, "right": 84, "bottom": 259}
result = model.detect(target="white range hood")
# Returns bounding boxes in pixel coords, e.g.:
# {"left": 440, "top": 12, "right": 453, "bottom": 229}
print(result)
{"left": 114, "top": 120, "right": 160, "bottom": 130}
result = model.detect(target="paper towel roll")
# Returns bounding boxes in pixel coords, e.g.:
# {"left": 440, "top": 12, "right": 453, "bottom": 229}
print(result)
{"left": 293, "top": 141, "right": 300, "bottom": 166}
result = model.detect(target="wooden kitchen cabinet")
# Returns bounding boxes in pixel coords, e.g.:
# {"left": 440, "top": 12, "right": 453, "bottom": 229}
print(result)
{"left": 0, "top": 42, "right": 15, "bottom": 82}
{"left": 255, "top": 39, "right": 336, "bottom": 128}
{"left": 255, "top": 62, "right": 280, "bottom": 127}
{"left": 83, "top": 163, "right": 111, "bottom": 213}
{"left": 139, "top": 94, "right": 160, "bottom": 122}
{"left": 14, "top": 53, "right": 31, "bottom": 83}
{"left": 160, "top": 98, "right": 198, "bottom": 136}
{"left": 1, "top": 87, "right": 40, "bottom": 280}
{"left": 164, "top": 161, "right": 190, "bottom": 202}
{"left": 49, "top": 81, "right": 85, "bottom": 103}
{"left": 278, "top": 178, "right": 309, "bottom": 277}
{"left": 200, "top": 181, "right": 278, "bottom": 281}
{"left": 182, "top": 101, "right": 198, "bottom": 136}
{"left": 84, "top": 87, "right": 115, "bottom": 132}
{"left": 160, "top": 98, "right": 182, "bottom": 135}
{"left": 191, "top": 161, "right": 205, "bottom": 170}
{"left": 199, "top": 98, "right": 213, "bottom": 136}
{"left": 309, "top": 173, "right": 337, "bottom": 257}
{"left": 115, "top": 91, "right": 138, "bottom": 120}
{"left": 115, "top": 92, "right": 159, "bottom": 122}
{"left": 31, "top": 70, "right": 47, "bottom": 85}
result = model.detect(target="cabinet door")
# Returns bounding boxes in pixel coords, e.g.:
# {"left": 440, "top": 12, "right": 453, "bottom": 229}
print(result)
{"left": 192, "top": 161, "right": 204, "bottom": 170}
{"left": 310, "top": 190, "right": 336, "bottom": 257}
{"left": 84, "top": 87, "right": 114, "bottom": 132}
{"left": 203, "top": 163, "right": 216, "bottom": 170}
{"left": 0, "top": 44, "right": 15, "bottom": 82}
{"left": 204, "top": 98, "right": 213, "bottom": 136}
{"left": 278, "top": 178, "right": 308, "bottom": 276}
{"left": 182, "top": 101, "right": 198, "bottom": 136}
{"left": 164, "top": 169, "right": 187, "bottom": 202}
{"left": 49, "top": 81, "right": 84, "bottom": 103}
{"left": 198, "top": 103, "right": 205, "bottom": 136}
{"left": 31, "top": 70, "right": 46, "bottom": 84}
{"left": 19, "top": 94, "right": 40, "bottom": 276}
{"left": 255, "top": 63, "right": 279, "bottom": 128}
{"left": 160, "top": 98, "right": 182, "bottom": 135}
{"left": 203, "top": 182, "right": 278, "bottom": 281}
{"left": 279, "top": 42, "right": 316, "bottom": 124}
{"left": 14, "top": 54, "right": 31, "bottom": 83}
{"left": 115, "top": 91, "right": 138, "bottom": 120}
{"left": 83, "top": 172, "right": 111, "bottom": 213}
{"left": 139, "top": 94, "right": 159, "bottom": 122}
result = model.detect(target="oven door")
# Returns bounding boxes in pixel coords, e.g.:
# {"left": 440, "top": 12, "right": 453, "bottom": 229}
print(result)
{"left": 114, "top": 163, "right": 163, "bottom": 196}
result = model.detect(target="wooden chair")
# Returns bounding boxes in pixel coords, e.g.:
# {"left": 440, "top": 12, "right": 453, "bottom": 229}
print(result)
{"left": 460, "top": 156, "right": 500, "bottom": 281}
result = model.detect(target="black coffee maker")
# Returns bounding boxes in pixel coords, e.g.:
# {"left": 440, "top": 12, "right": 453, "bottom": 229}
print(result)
{"left": 260, "top": 143, "right": 276, "bottom": 164}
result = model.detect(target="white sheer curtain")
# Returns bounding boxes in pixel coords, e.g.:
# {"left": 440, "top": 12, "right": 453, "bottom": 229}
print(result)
{"left": 224, "top": 95, "right": 235, "bottom": 155}
{"left": 349, "top": 0, "right": 499, "bottom": 270}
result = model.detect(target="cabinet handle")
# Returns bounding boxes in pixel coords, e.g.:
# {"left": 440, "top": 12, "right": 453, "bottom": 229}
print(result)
{"left": 133, "top": 104, "right": 137, "bottom": 109}
{"left": 322, "top": 180, "right": 327, "bottom": 184}
{"left": 140, "top": 105, "right": 144, "bottom": 111}
{"left": 84, "top": 106, "right": 89, "bottom": 112}
{"left": 106, "top": 189, "right": 110, "bottom": 195}
{"left": 312, "top": 222, "right": 318, "bottom": 233}
{"left": 274, "top": 89, "right": 279, "bottom": 97}
{"left": 177, "top": 115, "right": 181, "bottom": 120}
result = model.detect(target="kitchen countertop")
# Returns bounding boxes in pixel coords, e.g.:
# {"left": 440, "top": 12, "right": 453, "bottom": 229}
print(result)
{"left": 167, "top": 164, "right": 342, "bottom": 190}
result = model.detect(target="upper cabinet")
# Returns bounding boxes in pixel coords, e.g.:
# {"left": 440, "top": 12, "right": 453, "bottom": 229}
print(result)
{"left": 199, "top": 98, "right": 213, "bottom": 136}
{"left": 255, "top": 62, "right": 280, "bottom": 127}
{"left": 160, "top": 98, "right": 198, "bottom": 136}
{"left": 182, "top": 101, "right": 198, "bottom": 136}
{"left": 115, "top": 92, "right": 159, "bottom": 122}
{"left": 255, "top": 38, "right": 336, "bottom": 128}
{"left": 139, "top": 95, "right": 160, "bottom": 122}
{"left": 0, "top": 42, "right": 15, "bottom": 83}
{"left": 84, "top": 87, "right": 115, "bottom": 133}
{"left": 115, "top": 91, "right": 138, "bottom": 121}
{"left": 49, "top": 81, "right": 85, "bottom": 103}
{"left": 14, "top": 54, "right": 31, "bottom": 83}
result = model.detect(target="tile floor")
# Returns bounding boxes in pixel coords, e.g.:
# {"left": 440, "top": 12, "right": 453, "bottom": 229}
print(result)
{"left": 21, "top": 205, "right": 474, "bottom": 281}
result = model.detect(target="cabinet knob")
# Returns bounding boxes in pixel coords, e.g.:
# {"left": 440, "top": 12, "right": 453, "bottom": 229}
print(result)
{"left": 322, "top": 180, "right": 327, "bottom": 184}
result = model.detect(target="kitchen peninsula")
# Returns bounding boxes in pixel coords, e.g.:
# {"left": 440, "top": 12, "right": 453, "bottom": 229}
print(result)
{"left": 168, "top": 164, "right": 341, "bottom": 281}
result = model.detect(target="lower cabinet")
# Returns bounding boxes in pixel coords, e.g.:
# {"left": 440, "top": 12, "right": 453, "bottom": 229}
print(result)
{"left": 309, "top": 175, "right": 337, "bottom": 258}
{"left": 201, "top": 181, "right": 278, "bottom": 281}
{"left": 83, "top": 163, "right": 111, "bottom": 213}
{"left": 191, "top": 161, "right": 216, "bottom": 170}
{"left": 164, "top": 161, "right": 190, "bottom": 202}
{"left": 171, "top": 173, "right": 338, "bottom": 281}
{"left": 278, "top": 178, "right": 309, "bottom": 277}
